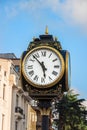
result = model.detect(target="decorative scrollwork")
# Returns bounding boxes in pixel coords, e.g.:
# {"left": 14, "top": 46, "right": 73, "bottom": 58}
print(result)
{"left": 27, "top": 35, "right": 62, "bottom": 51}
{"left": 27, "top": 84, "right": 63, "bottom": 100}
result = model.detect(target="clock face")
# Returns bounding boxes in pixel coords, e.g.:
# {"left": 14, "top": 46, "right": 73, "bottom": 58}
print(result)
{"left": 22, "top": 46, "right": 64, "bottom": 88}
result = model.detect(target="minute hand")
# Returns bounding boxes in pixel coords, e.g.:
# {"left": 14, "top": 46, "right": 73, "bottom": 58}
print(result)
{"left": 33, "top": 55, "right": 47, "bottom": 77}
{"left": 33, "top": 55, "right": 42, "bottom": 65}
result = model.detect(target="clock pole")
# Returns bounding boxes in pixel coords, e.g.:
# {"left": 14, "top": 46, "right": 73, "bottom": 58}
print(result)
{"left": 21, "top": 27, "right": 71, "bottom": 130}
{"left": 38, "top": 100, "right": 51, "bottom": 130}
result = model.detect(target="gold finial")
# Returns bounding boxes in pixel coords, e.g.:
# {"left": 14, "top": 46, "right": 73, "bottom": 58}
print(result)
{"left": 45, "top": 26, "right": 48, "bottom": 34}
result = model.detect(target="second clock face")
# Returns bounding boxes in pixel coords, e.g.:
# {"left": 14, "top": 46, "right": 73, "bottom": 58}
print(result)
{"left": 22, "top": 46, "right": 64, "bottom": 88}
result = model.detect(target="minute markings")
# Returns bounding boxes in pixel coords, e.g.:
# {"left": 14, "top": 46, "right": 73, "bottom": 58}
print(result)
{"left": 48, "top": 53, "right": 52, "bottom": 58}
{"left": 52, "top": 58, "right": 58, "bottom": 62}
{"left": 48, "top": 76, "right": 52, "bottom": 80}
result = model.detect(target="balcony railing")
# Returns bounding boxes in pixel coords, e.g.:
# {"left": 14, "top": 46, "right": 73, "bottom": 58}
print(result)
{"left": 15, "top": 106, "right": 24, "bottom": 120}
{"left": 15, "top": 106, "right": 23, "bottom": 115}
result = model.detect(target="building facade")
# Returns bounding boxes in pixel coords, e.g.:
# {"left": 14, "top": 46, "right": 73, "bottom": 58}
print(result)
{"left": 0, "top": 58, "right": 13, "bottom": 130}
{"left": 0, "top": 54, "right": 37, "bottom": 130}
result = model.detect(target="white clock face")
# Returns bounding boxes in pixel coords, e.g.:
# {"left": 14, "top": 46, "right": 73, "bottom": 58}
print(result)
{"left": 22, "top": 46, "right": 64, "bottom": 88}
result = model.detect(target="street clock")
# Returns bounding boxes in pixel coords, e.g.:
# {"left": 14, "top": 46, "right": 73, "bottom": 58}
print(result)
{"left": 21, "top": 28, "right": 71, "bottom": 99}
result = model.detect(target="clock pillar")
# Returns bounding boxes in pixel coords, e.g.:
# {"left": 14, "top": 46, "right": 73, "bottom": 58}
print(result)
{"left": 21, "top": 27, "right": 71, "bottom": 130}
{"left": 38, "top": 100, "right": 51, "bottom": 130}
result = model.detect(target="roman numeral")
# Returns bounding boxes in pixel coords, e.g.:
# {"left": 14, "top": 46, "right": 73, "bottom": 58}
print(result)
{"left": 34, "top": 53, "right": 40, "bottom": 58}
{"left": 54, "top": 65, "right": 60, "bottom": 68}
{"left": 27, "top": 65, "right": 33, "bottom": 69}
{"left": 52, "top": 58, "right": 57, "bottom": 62}
{"left": 52, "top": 71, "right": 58, "bottom": 76}
{"left": 33, "top": 75, "right": 39, "bottom": 81}
{"left": 41, "top": 77, "right": 45, "bottom": 83}
{"left": 28, "top": 70, "right": 34, "bottom": 76}
{"left": 41, "top": 51, "right": 46, "bottom": 57}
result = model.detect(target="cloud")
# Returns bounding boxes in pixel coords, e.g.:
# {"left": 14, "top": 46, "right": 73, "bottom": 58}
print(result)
{"left": 60, "top": 0, "right": 87, "bottom": 27}
{"left": 4, "top": 0, "right": 87, "bottom": 29}
{"left": 5, "top": 6, "right": 18, "bottom": 18}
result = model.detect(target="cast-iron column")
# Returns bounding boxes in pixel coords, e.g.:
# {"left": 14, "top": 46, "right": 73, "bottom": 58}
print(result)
{"left": 38, "top": 100, "right": 51, "bottom": 130}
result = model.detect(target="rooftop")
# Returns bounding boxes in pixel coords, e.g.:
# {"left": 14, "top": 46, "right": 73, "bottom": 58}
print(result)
{"left": 0, "top": 53, "right": 17, "bottom": 59}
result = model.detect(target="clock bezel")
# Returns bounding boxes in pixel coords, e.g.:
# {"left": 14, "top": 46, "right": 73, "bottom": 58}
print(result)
{"left": 22, "top": 45, "right": 65, "bottom": 89}
{"left": 65, "top": 51, "right": 71, "bottom": 91}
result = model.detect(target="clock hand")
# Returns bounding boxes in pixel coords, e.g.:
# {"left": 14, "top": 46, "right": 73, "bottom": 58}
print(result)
{"left": 33, "top": 55, "right": 42, "bottom": 66}
{"left": 33, "top": 55, "right": 47, "bottom": 78}
{"left": 41, "top": 62, "right": 47, "bottom": 78}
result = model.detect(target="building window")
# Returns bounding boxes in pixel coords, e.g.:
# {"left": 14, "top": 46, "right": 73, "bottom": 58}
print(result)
{"left": 2, "top": 114, "right": 5, "bottom": 130}
{"left": 4, "top": 71, "right": 7, "bottom": 77}
{"left": 15, "top": 65, "right": 20, "bottom": 72}
{"left": 15, "top": 121, "right": 18, "bottom": 130}
{"left": 3, "top": 84, "right": 5, "bottom": 100}
{"left": 16, "top": 94, "right": 19, "bottom": 107}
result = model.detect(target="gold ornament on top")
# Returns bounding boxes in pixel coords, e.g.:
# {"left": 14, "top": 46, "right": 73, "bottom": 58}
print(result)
{"left": 45, "top": 26, "right": 49, "bottom": 34}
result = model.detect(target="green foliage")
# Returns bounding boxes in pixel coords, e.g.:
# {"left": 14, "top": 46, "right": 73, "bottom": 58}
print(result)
{"left": 54, "top": 89, "right": 87, "bottom": 130}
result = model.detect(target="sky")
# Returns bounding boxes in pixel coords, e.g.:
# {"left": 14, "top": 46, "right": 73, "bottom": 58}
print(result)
{"left": 0, "top": 0, "right": 87, "bottom": 99}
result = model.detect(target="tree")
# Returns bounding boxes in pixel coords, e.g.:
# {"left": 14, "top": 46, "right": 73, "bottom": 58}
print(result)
{"left": 53, "top": 89, "right": 87, "bottom": 130}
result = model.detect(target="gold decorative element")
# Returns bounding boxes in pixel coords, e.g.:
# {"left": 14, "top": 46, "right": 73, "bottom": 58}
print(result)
{"left": 28, "top": 38, "right": 62, "bottom": 51}
{"left": 40, "top": 108, "right": 50, "bottom": 115}
{"left": 28, "top": 83, "right": 63, "bottom": 100}
{"left": 45, "top": 26, "right": 48, "bottom": 34}
{"left": 65, "top": 51, "right": 71, "bottom": 91}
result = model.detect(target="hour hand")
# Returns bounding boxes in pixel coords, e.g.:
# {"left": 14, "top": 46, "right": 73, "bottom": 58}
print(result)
{"left": 41, "top": 62, "right": 47, "bottom": 78}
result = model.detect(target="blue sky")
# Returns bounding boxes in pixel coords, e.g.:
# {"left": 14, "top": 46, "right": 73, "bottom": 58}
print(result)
{"left": 0, "top": 0, "right": 87, "bottom": 99}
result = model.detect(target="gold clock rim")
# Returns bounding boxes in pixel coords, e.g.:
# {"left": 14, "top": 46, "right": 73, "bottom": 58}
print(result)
{"left": 22, "top": 45, "right": 65, "bottom": 88}
{"left": 65, "top": 51, "right": 71, "bottom": 91}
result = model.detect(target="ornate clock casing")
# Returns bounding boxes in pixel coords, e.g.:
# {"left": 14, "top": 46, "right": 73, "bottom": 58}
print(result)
{"left": 21, "top": 33, "right": 71, "bottom": 99}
